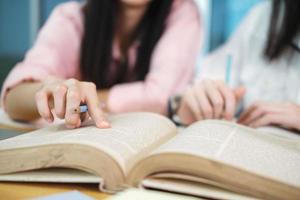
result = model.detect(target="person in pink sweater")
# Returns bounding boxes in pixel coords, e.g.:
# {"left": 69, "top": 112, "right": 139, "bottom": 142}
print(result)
{"left": 1, "top": 0, "right": 202, "bottom": 128}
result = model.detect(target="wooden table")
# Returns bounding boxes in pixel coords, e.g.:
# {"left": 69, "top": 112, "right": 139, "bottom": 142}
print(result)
{"left": 0, "top": 182, "right": 109, "bottom": 200}
{"left": 0, "top": 124, "right": 110, "bottom": 200}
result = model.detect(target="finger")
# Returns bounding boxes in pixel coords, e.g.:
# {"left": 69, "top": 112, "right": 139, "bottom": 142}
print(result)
{"left": 194, "top": 83, "right": 213, "bottom": 119}
{"left": 249, "top": 113, "right": 282, "bottom": 128}
{"left": 184, "top": 88, "right": 203, "bottom": 120}
{"left": 65, "top": 85, "right": 82, "bottom": 129}
{"left": 234, "top": 86, "right": 246, "bottom": 103}
{"left": 216, "top": 82, "right": 236, "bottom": 120}
{"left": 177, "top": 99, "right": 198, "bottom": 125}
{"left": 35, "top": 89, "right": 54, "bottom": 123}
{"left": 80, "top": 112, "right": 90, "bottom": 123}
{"left": 238, "top": 101, "right": 279, "bottom": 125}
{"left": 238, "top": 103, "right": 258, "bottom": 123}
{"left": 240, "top": 105, "right": 265, "bottom": 125}
{"left": 79, "top": 112, "right": 90, "bottom": 127}
{"left": 203, "top": 80, "right": 224, "bottom": 119}
{"left": 52, "top": 84, "right": 67, "bottom": 119}
{"left": 82, "top": 82, "right": 110, "bottom": 128}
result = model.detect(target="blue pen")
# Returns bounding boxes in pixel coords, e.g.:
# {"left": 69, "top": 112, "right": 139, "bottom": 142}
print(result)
{"left": 74, "top": 104, "right": 88, "bottom": 114}
{"left": 226, "top": 55, "right": 244, "bottom": 116}
{"left": 226, "top": 55, "right": 232, "bottom": 84}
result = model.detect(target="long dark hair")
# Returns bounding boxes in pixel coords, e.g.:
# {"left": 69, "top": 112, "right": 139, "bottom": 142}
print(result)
{"left": 265, "top": 0, "right": 300, "bottom": 61}
{"left": 80, "top": 0, "right": 173, "bottom": 89}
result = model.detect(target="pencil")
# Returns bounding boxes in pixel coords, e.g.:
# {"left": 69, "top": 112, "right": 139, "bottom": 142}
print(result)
{"left": 73, "top": 105, "right": 88, "bottom": 114}
{"left": 226, "top": 55, "right": 232, "bottom": 84}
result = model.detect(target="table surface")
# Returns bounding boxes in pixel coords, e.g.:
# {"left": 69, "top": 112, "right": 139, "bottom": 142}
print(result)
{"left": 0, "top": 182, "right": 109, "bottom": 200}
{"left": 0, "top": 124, "right": 110, "bottom": 200}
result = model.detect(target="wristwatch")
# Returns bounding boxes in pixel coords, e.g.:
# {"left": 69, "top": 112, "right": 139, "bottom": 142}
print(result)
{"left": 168, "top": 95, "right": 186, "bottom": 126}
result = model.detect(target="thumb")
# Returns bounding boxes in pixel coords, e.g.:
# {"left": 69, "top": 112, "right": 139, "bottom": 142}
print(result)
{"left": 234, "top": 86, "right": 246, "bottom": 103}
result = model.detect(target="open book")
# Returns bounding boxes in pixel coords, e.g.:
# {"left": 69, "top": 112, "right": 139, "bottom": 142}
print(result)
{"left": 0, "top": 112, "right": 299, "bottom": 200}
{"left": 0, "top": 108, "right": 40, "bottom": 131}
{"left": 0, "top": 107, "right": 60, "bottom": 131}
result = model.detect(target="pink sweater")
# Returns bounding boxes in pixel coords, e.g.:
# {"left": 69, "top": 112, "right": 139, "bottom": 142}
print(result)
{"left": 1, "top": 0, "right": 202, "bottom": 115}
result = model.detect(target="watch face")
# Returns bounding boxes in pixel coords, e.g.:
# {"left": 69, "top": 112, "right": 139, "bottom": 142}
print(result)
{"left": 172, "top": 114, "right": 185, "bottom": 126}
{"left": 172, "top": 95, "right": 182, "bottom": 113}
{"left": 168, "top": 95, "right": 183, "bottom": 125}
{"left": 168, "top": 95, "right": 186, "bottom": 126}
{"left": 174, "top": 95, "right": 182, "bottom": 103}
{"left": 291, "top": 42, "right": 300, "bottom": 52}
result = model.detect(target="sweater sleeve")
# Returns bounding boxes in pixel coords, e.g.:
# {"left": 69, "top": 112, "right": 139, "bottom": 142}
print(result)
{"left": 1, "top": 2, "right": 83, "bottom": 108}
{"left": 107, "top": 0, "right": 202, "bottom": 115}
{"left": 197, "top": 1, "right": 269, "bottom": 87}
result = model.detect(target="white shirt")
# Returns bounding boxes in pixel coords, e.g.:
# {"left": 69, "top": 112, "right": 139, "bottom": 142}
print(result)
{"left": 197, "top": 1, "right": 300, "bottom": 110}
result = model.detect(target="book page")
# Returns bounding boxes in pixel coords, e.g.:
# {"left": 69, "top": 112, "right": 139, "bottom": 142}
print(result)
{"left": 0, "top": 168, "right": 101, "bottom": 183}
{"left": 0, "top": 107, "right": 62, "bottom": 131}
{"left": 142, "top": 178, "right": 256, "bottom": 200}
{"left": 257, "top": 126, "right": 300, "bottom": 141}
{"left": 0, "top": 112, "right": 176, "bottom": 175}
{"left": 109, "top": 188, "right": 199, "bottom": 200}
{"left": 0, "top": 108, "right": 41, "bottom": 130}
{"left": 151, "top": 120, "right": 300, "bottom": 188}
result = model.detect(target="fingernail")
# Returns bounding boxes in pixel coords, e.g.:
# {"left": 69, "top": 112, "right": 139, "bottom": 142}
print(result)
{"left": 226, "top": 116, "right": 232, "bottom": 121}
{"left": 97, "top": 120, "right": 110, "bottom": 128}
{"left": 66, "top": 124, "right": 76, "bottom": 129}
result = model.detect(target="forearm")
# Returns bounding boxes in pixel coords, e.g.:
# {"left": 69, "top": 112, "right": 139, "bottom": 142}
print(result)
{"left": 5, "top": 82, "right": 42, "bottom": 121}
{"left": 106, "top": 82, "right": 169, "bottom": 114}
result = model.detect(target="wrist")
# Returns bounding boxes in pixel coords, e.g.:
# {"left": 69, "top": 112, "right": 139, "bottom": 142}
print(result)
{"left": 42, "top": 76, "right": 64, "bottom": 87}
{"left": 168, "top": 95, "right": 186, "bottom": 126}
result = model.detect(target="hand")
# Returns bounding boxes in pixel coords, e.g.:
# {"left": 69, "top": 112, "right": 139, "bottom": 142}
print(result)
{"left": 177, "top": 79, "right": 245, "bottom": 125}
{"left": 238, "top": 101, "right": 300, "bottom": 131}
{"left": 35, "top": 77, "right": 110, "bottom": 129}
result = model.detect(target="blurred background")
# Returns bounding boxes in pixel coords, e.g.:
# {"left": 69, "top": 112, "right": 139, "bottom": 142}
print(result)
{"left": 0, "top": 0, "right": 260, "bottom": 88}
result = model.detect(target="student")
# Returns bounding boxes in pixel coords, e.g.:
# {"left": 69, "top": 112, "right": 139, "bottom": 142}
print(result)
{"left": 1, "top": 0, "right": 201, "bottom": 128}
{"left": 172, "top": 0, "right": 300, "bottom": 132}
